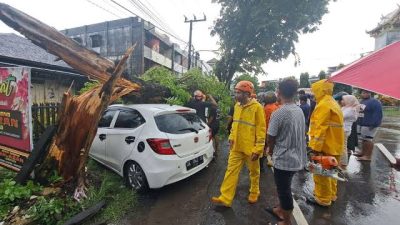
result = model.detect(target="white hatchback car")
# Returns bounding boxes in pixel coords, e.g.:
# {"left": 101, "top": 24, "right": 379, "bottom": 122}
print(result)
{"left": 89, "top": 104, "right": 214, "bottom": 191}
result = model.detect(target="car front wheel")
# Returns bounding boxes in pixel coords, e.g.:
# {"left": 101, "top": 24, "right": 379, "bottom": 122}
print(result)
{"left": 124, "top": 161, "right": 148, "bottom": 192}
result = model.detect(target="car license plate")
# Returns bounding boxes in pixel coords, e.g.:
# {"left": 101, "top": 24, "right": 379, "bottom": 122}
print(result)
{"left": 186, "top": 155, "right": 204, "bottom": 171}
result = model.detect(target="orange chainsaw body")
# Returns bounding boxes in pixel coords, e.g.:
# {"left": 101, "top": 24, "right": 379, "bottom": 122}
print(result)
{"left": 311, "top": 156, "right": 338, "bottom": 170}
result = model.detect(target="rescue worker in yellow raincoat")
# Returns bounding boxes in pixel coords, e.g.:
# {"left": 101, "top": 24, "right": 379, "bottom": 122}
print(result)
{"left": 211, "top": 81, "right": 266, "bottom": 207}
{"left": 307, "top": 79, "right": 344, "bottom": 207}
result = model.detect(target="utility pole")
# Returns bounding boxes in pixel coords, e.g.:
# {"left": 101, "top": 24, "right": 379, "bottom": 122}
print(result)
{"left": 184, "top": 14, "right": 206, "bottom": 69}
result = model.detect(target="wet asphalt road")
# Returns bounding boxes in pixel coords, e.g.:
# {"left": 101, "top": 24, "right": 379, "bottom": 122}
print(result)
{"left": 122, "top": 141, "right": 284, "bottom": 225}
{"left": 122, "top": 117, "right": 400, "bottom": 225}
{"left": 292, "top": 117, "right": 400, "bottom": 225}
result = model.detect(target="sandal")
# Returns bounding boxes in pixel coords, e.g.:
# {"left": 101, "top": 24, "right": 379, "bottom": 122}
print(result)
{"left": 265, "top": 207, "right": 284, "bottom": 221}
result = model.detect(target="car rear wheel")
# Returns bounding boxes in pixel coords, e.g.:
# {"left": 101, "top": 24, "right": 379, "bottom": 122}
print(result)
{"left": 124, "top": 161, "right": 148, "bottom": 192}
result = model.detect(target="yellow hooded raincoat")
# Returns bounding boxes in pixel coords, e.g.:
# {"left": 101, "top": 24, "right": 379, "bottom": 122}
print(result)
{"left": 309, "top": 79, "right": 344, "bottom": 206}
{"left": 218, "top": 98, "right": 266, "bottom": 206}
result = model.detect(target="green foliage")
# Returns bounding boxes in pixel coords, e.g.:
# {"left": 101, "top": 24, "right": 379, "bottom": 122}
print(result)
{"left": 142, "top": 67, "right": 191, "bottom": 105}
{"left": 299, "top": 72, "right": 310, "bottom": 88}
{"left": 0, "top": 178, "right": 42, "bottom": 220}
{"left": 79, "top": 80, "right": 100, "bottom": 94}
{"left": 47, "top": 170, "right": 63, "bottom": 184}
{"left": 318, "top": 70, "right": 327, "bottom": 80}
{"left": 260, "top": 81, "right": 277, "bottom": 92}
{"left": 78, "top": 80, "right": 123, "bottom": 103}
{"left": 142, "top": 66, "right": 232, "bottom": 137}
{"left": 212, "top": 0, "right": 332, "bottom": 84}
{"left": 181, "top": 69, "right": 232, "bottom": 116}
{"left": 82, "top": 160, "right": 136, "bottom": 224}
{"left": 333, "top": 83, "right": 352, "bottom": 95}
{"left": 142, "top": 66, "right": 231, "bottom": 113}
{"left": 0, "top": 179, "right": 41, "bottom": 204}
{"left": 233, "top": 74, "right": 259, "bottom": 93}
{"left": 28, "top": 196, "right": 79, "bottom": 225}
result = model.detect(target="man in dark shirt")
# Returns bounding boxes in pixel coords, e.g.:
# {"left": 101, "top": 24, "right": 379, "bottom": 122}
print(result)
{"left": 299, "top": 95, "right": 310, "bottom": 126}
{"left": 208, "top": 101, "right": 220, "bottom": 155}
{"left": 185, "top": 90, "right": 217, "bottom": 123}
{"left": 355, "top": 90, "right": 383, "bottom": 161}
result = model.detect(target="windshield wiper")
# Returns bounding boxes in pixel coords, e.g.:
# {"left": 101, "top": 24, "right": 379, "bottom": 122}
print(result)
{"left": 178, "top": 128, "right": 199, "bottom": 133}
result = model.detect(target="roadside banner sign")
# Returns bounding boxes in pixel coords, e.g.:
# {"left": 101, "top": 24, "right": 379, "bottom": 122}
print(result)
{"left": 330, "top": 41, "right": 400, "bottom": 100}
{"left": 0, "top": 67, "right": 32, "bottom": 171}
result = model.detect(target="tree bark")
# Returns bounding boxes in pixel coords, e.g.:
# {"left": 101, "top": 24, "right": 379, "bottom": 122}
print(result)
{"left": 0, "top": 3, "right": 140, "bottom": 193}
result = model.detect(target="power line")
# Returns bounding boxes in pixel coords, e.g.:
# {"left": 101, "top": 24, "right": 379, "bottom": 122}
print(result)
{"left": 129, "top": 0, "right": 182, "bottom": 43}
{"left": 110, "top": 0, "right": 187, "bottom": 45}
{"left": 137, "top": 0, "right": 180, "bottom": 38}
{"left": 101, "top": 0, "right": 131, "bottom": 17}
{"left": 131, "top": 0, "right": 168, "bottom": 30}
{"left": 128, "top": 0, "right": 167, "bottom": 33}
{"left": 86, "top": 0, "right": 121, "bottom": 18}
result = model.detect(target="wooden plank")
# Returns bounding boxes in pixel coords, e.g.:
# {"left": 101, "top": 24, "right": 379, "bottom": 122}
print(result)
{"left": 46, "top": 103, "right": 51, "bottom": 126}
{"left": 375, "top": 143, "right": 397, "bottom": 164}
{"left": 15, "top": 125, "right": 57, "bottom": 184}
{"left": 62, "top": 200, "right": 106, "bottom": 225}
{"left": 39, "top": 104, "right": 45, "bottom": 132}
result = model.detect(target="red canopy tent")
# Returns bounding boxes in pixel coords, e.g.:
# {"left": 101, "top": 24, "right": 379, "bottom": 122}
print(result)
{"left": 329, "top": 41, "right": 400, "bottom": 100}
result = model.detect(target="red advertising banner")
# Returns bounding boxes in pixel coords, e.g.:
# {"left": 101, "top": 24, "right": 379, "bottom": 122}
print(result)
{"left": 0, "top": 67, "right": 32, "bottom": 171}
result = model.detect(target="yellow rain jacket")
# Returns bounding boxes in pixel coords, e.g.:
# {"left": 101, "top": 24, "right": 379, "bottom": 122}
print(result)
{"left": 229, "top": 98, "right": 266, "bottom": 156}
{"left": 309, "top": 79, "right": 344, "bottom": 156}
{"left": 309, "top": 79, "right": 344, "bottom": 206}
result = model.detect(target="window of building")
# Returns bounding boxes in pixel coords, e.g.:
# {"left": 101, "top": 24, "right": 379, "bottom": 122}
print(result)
{"left": 90, "top": 34, "right": 102, "bottom": 48}
{"left": 72, "top": 37, "right": 82, "bottom": 45}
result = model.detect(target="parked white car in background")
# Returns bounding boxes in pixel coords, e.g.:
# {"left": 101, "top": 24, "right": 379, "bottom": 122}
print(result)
{"left": 89, "top": 104, "right": 214, "bottom": 191}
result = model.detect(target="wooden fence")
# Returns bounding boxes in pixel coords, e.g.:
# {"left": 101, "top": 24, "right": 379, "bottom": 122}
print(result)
{"left": 31, "top": 103, "right": 60, "bottom": 143}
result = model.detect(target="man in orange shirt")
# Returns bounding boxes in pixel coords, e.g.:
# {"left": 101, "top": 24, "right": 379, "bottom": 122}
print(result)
{"left": 260, "top": 91, "right": 280, "bottom": 171}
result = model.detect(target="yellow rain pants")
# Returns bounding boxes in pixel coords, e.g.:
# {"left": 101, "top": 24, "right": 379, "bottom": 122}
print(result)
{"left": 313, "top": 155, "right": 341, "bottom": 205}
{"left": 218, "top": 151, "right": 260, "bottom": 205}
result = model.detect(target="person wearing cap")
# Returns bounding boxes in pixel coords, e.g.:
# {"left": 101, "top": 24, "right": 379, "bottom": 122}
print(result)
{"left": 211, "top": 80, "right": 266, "bottom": 207}
{"left": 185, "top": 90, "right": 217, "bottom": 123}
{"left": 307, "top": 79, "right": 344, "bottom": 207}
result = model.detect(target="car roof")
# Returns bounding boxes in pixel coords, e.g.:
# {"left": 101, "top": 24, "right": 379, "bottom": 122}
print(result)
{"left": 108, "top": 104, "right": 195, "bottom": 114}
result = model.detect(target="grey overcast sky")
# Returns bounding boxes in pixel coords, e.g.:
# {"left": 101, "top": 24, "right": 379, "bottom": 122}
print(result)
{"left": 0, "top": 0, "right": 399, "bottom": 81}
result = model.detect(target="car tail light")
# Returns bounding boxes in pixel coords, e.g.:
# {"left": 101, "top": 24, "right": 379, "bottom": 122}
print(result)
{"left": 146, "top": 138, "right": 176, "bottom": 155}
{"left": 208, "top": 129, "right": 212, "bottom": 142}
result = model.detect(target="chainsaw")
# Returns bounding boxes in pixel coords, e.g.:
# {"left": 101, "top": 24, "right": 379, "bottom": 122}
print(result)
{"left": 305, "top": 155, "right": 347, "bottom": 182}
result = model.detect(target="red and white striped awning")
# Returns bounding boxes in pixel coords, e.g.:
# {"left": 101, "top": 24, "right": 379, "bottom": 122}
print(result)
{"left": 330, "top": 41, "right": 400, "bottom": 100}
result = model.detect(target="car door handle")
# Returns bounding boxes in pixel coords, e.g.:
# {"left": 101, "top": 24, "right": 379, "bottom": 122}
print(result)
{"left": 99, "top": 134, "right": 106, "bottom": 141}
{"left": 125, "top": 136, "right": 135, "bottom": 144}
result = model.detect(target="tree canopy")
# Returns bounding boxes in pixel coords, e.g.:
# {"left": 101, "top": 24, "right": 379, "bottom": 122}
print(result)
{"left": 299, "top": 72, "right": 310, "bottom": 88}
{"left": 211, "top": 0, "right": 332, "bottom": 84}
{"left": 318, "top": 70, "right": 327, "bottom": 80}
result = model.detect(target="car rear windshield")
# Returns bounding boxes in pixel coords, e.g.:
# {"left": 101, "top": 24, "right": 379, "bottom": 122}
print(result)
{"left": 155, "top": 113, "right": 205, "bottom": 134}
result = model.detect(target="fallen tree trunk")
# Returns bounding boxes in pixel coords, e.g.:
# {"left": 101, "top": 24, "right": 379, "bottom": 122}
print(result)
{"left": 0, "top": 3, "right": 140, "bottom": 194}
{"left": 0, "top": 3, "right": 133, "bottom": 88}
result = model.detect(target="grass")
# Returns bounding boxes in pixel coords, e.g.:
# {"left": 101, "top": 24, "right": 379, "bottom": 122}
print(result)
{"left": 0, "top": 168, "right": 17, "bottom": 219}
{"left": 81, "top": 159, "right": 137, "bottom": 225}
{"left": 383, "top": 108, "right": 400, "bottom": 117}
{"left": 0, "top": 160, "right": 136, "bottom": 225}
